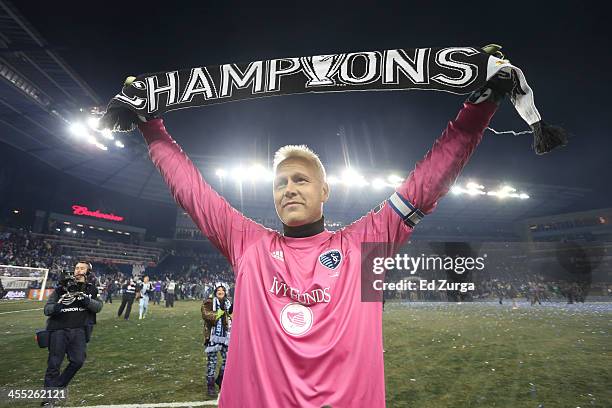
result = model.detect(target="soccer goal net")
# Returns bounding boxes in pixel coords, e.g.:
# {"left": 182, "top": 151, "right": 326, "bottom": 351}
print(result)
{"left": 0, "top": 265, "right": 49, "bottom": 300}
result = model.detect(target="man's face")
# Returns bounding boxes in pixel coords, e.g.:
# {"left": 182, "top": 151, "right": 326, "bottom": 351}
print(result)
{"left": 74, "top": 263, "right": 88, "bottom": 282}
{"left": 273, "top": 157, "right": 329, "bottom": 227}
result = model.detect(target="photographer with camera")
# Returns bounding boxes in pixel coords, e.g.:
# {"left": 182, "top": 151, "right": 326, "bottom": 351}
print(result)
{"left": 40, "top": 261, "right": 103, "bottom": 406}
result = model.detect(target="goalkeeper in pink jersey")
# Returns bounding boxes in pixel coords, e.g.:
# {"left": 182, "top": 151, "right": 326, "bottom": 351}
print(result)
{"left": 101, "top": 46, "right": 513, "bottom": 408}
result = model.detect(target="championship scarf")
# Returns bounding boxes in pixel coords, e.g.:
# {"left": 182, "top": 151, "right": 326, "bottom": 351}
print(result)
{"left": 103, "top": 46, "right": 567, "bottom": 154}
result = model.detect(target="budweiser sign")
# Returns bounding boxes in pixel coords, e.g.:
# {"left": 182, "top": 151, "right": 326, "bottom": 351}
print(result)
{"left": 72, "top": 205, "right": 124, "bottom": 222}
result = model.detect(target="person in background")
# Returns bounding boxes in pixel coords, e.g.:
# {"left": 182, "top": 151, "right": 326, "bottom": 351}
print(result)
{"left": 41, "top": 261, "right": 102, "bottom": 406}
{"left": 117, "top": 278, "right": 136, "bottom": 320}
{"left": 105, "top": 279, "right": 115, "bottom": 304}
{"left": 138, "top": 275, "right": 152, "bottom": 319}
{"left": 153, "top": 279, "right": 162, "bottom": 305}
{"left": 165, "top": 279, "right": 176, "bottom": 308}
{"left": 202, "top": 285, "right": 232, "bottom": 397}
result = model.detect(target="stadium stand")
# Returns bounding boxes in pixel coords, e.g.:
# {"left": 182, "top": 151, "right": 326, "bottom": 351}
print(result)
{"left": 40, "top": 233, "right": 164, "bottom": 266}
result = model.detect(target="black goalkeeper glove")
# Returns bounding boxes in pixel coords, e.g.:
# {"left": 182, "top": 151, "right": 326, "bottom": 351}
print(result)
{"left": 467, "top": 44, "right": 523, "bottom": 105}
{"left": 468, "top": 44, "right": 568, "bottom": 154}
{"left": 98, "top": 76, "right": 155, "bottom": 132}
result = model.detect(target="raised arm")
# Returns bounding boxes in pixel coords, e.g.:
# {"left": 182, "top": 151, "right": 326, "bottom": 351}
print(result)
{"left": 345, "top": 45, "right": 513, "bottom": 244}
{"left": 138, "top": 120, "right": 267, "bottom": 267}
{"left": 399, "top": 100, "right": 497, "bottom": 215}
{"left": 344, "top": 100, "right": 497, "bottom": 245}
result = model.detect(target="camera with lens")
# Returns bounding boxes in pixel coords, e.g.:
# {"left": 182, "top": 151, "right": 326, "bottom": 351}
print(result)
{"left": 58, "top": 271, "right": 83, "bottom": 294}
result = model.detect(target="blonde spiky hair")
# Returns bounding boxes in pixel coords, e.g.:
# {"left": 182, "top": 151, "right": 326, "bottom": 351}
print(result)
{"left": 273, "top": 144, "right": 327, "bottom": 181}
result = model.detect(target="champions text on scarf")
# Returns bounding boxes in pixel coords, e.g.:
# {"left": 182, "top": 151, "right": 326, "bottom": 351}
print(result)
{"left": 114, "top": 47, "right": 492, "bottom": 115}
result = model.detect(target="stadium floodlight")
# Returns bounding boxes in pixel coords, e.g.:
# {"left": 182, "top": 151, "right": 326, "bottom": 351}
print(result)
{"left": 248, "top": 164, "right": 273, "bottom": 182}
{"left": 466, "top": 181, "right": 485, "bottom": 190}
{"left": 101, "top": 129, "right": 114, "bottom": 140}
{"left": 231, "top": 167, "right": 246, "bottom": 182}
{"left": 372, "top": 178, "right": 386, "bottom": 190}
{"left": 87, "top": 117, "right": 100, "bottom": 130}
{"left": 387, "top": 174, "right": 403, "bottom": 186}
{"left": 488, "top": 185, "right": 517, "bottom": 199}
{"left": 115, "top": 140, "right": 125, "bottom": 148}
{"left": 342, "top": 168, "right": 368, "bottom": 187}
{"left": 450, "top": 185, "right": 463, "bottom": 195}
{"left": 68, "top": 116, "right": 117, "bottom": 151}
{"left": 465, "top": 182, "right": 486, "bottom": 196}
{"left": 327, "top": 175, "right": 340, "bottom": 185}
{"left": 69, "top": 123, "right": 89, "bottom": 138}
{"left": 82, "top": 134, "right": 108, "bottom": 151}
{"left": 498, "top": 185, "right": 516, "bottom": 198}
{"left": 206, "top": 166, "right": 533, "bottom": 197}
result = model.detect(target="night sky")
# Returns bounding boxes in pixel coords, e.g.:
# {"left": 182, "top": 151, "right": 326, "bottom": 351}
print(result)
{"left": 12, "top": 1, "right": 611, "bottom": 209}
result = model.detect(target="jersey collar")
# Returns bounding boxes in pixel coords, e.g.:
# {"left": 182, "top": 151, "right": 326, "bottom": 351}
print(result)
{"left": 282, "top": 216, "right": 325, "bottom": 238}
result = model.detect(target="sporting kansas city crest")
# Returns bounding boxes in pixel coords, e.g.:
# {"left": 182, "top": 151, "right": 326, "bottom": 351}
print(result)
{"left": 319, "top": 249, "right": 342, "bottom": 270}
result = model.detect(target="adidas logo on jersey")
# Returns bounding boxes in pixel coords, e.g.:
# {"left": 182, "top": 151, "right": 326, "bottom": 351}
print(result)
{"left": 271, "top": 250, "right": 285, "bottom": 262}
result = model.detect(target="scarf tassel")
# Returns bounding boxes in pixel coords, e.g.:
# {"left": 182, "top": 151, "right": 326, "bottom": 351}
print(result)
{"left": 530, "top": 121, "right": 568, "bottom": 155}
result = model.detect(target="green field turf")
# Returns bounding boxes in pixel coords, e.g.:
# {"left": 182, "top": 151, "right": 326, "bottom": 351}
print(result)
{"left": 0, "top": 299, "right": 610, "bottom": 407}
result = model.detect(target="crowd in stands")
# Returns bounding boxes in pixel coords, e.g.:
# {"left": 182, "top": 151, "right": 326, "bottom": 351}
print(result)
{"left": 2, "top": 226, "right": 609, "bottom": 304}
{"left": 1, "top": 228, "right": 235, "bottom": 297}
{"left": 0, "top": 229, "right": 73, "bottom": 286}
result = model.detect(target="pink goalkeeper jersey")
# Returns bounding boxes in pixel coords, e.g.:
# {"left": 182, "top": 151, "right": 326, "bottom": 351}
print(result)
{"left": 139, "top": 101, "right": 496, "bottom": 408}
